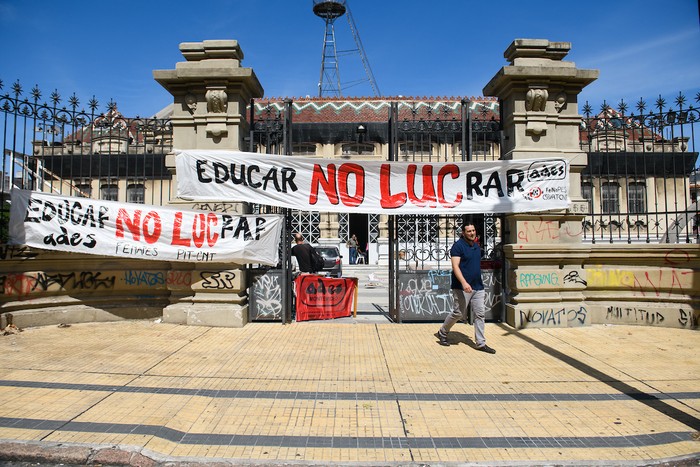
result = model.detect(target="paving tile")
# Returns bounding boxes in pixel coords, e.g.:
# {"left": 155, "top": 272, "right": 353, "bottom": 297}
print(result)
{"left": 0, "top": 321, "right": 697, "bottom": 464}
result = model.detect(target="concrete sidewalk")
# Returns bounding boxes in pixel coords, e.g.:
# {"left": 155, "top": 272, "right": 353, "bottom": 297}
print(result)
{"left": 0, "top": 319, "right": 697, "bottom": 466}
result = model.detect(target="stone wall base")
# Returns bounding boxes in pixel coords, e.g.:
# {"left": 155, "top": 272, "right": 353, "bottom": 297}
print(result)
{"left": 2, "top": 303, "right": 164, "bottom": 329}
{"left": 163, "top": 303, "right": 248, "bottom": 328}
{"left": 506, "top": 301, "right": 698, "bottom": 330}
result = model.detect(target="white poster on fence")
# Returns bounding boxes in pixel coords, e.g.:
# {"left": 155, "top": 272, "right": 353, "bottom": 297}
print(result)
{"left": 8, "top": 188, "right": 283, "bottom": 265}
{"left": 175, "top": 149, "right": 570, "bottom": 214}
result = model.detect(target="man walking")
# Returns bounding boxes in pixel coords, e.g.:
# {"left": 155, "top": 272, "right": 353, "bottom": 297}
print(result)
{"left": 437, "top": 223, "right": 495, "bottom": 353}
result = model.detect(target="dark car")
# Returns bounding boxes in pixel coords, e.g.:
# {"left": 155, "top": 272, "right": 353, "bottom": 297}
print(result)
{"left": 316, "top": 246, "right": 343, "bottom": 277}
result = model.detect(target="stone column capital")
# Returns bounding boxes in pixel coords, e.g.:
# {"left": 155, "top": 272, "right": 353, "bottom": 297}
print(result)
{"left": 153, "top": 39, "right": 264, "bottom": 150}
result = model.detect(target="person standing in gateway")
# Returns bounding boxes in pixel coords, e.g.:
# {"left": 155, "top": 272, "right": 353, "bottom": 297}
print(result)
{"left": 291, "top": 233, "right": 314, "bottom": 273}
{"left": 346, "top": 234, "right": 358, "bottom": 264}
{"left": 437, "top": 223, "right": 496, "bottom": 354}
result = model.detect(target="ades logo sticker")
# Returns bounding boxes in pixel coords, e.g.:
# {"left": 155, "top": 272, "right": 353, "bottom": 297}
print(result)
{"left": 526, "top": 160, "right": 567, "bottom": 182}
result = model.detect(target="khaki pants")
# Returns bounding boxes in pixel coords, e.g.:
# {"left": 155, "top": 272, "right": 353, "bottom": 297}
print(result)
{"left": 440, "top": 289, "right": 486, "bottom": 347}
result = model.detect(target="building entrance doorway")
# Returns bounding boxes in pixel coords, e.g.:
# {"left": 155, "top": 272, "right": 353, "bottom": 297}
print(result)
{"left": 349, "top": 213, "right": 369, "bottom": 264}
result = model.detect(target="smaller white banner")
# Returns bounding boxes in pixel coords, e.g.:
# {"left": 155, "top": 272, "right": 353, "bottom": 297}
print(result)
{"left": 9, "top": 189, "right": 283, "bottom": 265}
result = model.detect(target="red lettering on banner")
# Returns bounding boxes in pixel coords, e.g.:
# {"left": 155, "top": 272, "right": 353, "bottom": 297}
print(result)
{"left": 206, "top": 213, "right": 219, "bottom": 246}
{"left": 437, "top": 164, "right": 462, "bottom": 207}
{"left": 116, "top": 209, "right": 162, "bottom": 243}
{"left": 309, "top": 164, "right": 339, "bottom": 205}
{"left": 172, "top": 212, "right": 220, "bottom": 248}
{"left": 171, "top": 212, "right": 190, "bottom": 247}
{"left": 379, "top": 164, "right": 407, "bottom": 208}
{"left": 192, "top": 213, "right": 206, "bottom": 248}
{"left": 141, "top": 211, "right": 162, "bottom": 244}
{"left": 338, "top": 163, "right": 365, "bottom": 207}
{"left": 407, "top": 164, "right": 438, "bottom": 207}
{"left": 116, "top": 209, "right": 142, "bottom": 240}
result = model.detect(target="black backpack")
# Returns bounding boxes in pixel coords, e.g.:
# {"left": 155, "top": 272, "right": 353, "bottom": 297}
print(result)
{"left": 311, "top": 247, "right": 325, "bottom": 273}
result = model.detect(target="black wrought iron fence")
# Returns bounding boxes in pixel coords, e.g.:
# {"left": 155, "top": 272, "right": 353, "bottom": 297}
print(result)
{"left": 579, "top": 91, "right": 699, "bottom": 244}
{"left": 0, "top": 79, "right": 173, "bottom": 242}
{"left": 247, "top": 98, "right": 293, "bottom": 322}
{"left": 390, "top": 99, "right": 504, "bottom": 271}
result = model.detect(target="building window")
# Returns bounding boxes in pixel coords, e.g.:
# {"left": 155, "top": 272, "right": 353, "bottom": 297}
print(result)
{"left": 341, "top": 143, "right": 374, "bottom": 156}
{"left": 397, "top": 215, "right": 439, "bottom": 243}
{"left": 454, "top": 142, "right": 495, "bottom": 160}
{"left": 127, "top": 183, "right": 145, "bottom": 204}
{"left": 627, "top": 181, "right": 646, "bottom": 214}
{"left": 293, "top": 143, "right": 317, "bottom": 155}
{"left": 581, "top": 182, "right": 593, "bottom": 211}
{"left": 472, "top": 142, "right": 492, "bottom": 159}
{"left": 74, "top": 183, "right": 92, "bottom": 198}
{"left": 100, "top": 183, "right": 118, "bottom": 201}
{"left": 399, "top": 141, "right": 432, "bottom": 160}
{"left": 291, "top": 211, "right": 320, "bottom": 244}
{"left": 601, "top": 181, "right": 619, "bottom": 214}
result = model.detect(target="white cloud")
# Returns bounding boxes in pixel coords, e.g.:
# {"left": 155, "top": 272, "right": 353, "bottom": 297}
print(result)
{"left": 579, "top": 29, "right": 699, "bottom": 65}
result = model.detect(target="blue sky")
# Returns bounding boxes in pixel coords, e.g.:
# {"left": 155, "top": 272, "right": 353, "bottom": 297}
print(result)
{"left": 0, "top": 0, "right": 698, "bottom": 118}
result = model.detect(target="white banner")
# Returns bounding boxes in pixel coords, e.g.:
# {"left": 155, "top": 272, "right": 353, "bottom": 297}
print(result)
{"left": 175, "top": 150, "right": 570, "bottom": 214}
{"left": 9, "top": 189, "right": 283, "bottom": 265}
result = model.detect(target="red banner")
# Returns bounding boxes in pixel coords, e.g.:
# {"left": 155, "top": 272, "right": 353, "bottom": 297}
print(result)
{"left": 294, "top": 275, "right": 358, "bottom": 322}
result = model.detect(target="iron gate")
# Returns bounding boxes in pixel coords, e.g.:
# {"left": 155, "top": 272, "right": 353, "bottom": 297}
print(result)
{"left": 246, "top": 97, "right": 506, "bottom": 324}
{"left": 247, "top": 99, "right": 293, "bottom": 322}
{"left": 387, "top": 100, "right": 505, "bottom": 323}
{"left": 246, "top": 99, "right": 328, "bottom": 322}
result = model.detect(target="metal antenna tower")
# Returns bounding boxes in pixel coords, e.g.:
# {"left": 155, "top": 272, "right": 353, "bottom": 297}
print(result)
{"left": 313, "top": 0, "right": 380, "bottom": 97}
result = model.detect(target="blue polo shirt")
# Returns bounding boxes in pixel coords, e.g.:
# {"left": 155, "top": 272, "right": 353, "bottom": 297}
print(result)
{"left": 450, "top": 237, "right": 484, "bottom": 291}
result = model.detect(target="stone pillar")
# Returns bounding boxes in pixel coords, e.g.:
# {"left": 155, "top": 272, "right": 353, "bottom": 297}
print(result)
{"left": 153, "top": 40, "right": 264, "bottom": 327}
{"left": 483, "top": 39, "right": 599, "bottom": 328}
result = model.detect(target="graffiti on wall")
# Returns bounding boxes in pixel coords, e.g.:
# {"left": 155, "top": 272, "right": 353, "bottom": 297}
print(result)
{"left": 1, "top": 269, "right": 193, "bottom": 298}
{"left": 515, "top": 270, "right": 588, "bottom": 290}
{"left": 518, "top": 306, "right": 588, "bottom": 328}
{"left": 518, "top": 271, "right": 559, "bottom": 288}
{"left": 516, "top": 217, "right": 583, "bottom": 244}
{"left": 249, "top": 270, "right": 283, "bottom": 320}
{"left": 121, "top": 270, "right": 193, "bottom": 288}
{"left": 1, "top": 271, "right": 116, "bottom": 297}
{"left": 482, "top": 269, "right": 502, "bottom": 312}
{"left": 123, "top": 271, "right": 166, "bottom": 287}
{"left": 191, "top": 202, "right": 239, "bottom": 213}
{"left": 0, "top": 245, "right": 38, "bottom": 260}
{"left": 587, "top": 267, "right": 693, "bottom": 298}
{"left": 679, "top": 309, "right": 698, "bottom": 328}
{"left": 398, "top": 267, "right": 502, "bottom": 321}
{"left": 200, "top": 271, "right": 237, "bottom": 290}
{"left": 399, "top": 270, "right": 452, "bottom": 319}
{"left": 605, "top": 305, "right": 697, "bottom": 328}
